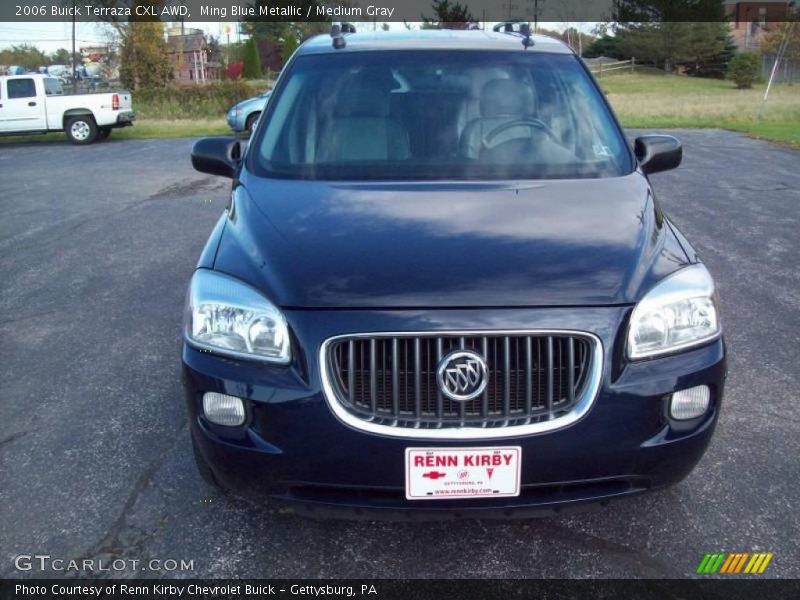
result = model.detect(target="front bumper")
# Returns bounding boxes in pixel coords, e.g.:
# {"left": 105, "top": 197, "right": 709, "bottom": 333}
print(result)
{"left": 183, "top": 307, "right": 726, "bottom": 515}
{"left": 227, "top": 110, "right": 244, "bottom": 132}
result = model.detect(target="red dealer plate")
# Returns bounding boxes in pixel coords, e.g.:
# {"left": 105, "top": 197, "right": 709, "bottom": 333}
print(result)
{"left": 405, "top": 447, "right": 521, "bottom": 500}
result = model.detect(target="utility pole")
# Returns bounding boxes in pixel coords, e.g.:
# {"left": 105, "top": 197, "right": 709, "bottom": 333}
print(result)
{"left": 71, "top": 0, "right": 77, "bottom": 86}
{"left": 224, "top": 25, "right": 231, "bottom": 69}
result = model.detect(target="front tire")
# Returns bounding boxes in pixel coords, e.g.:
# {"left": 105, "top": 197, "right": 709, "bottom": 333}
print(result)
{"left": 97, "top": 127, "right": 112, "bottom": 141}
{"left": 65, "top": 116, "right": 97, "bottom": 145}
{"left": 245, "top": 112, "right": 261, "bottom": 134}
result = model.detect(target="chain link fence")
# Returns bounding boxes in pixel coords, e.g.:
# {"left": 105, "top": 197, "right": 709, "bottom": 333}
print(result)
{"left": 762, "top": 54, "right": 799, "bottom": 84}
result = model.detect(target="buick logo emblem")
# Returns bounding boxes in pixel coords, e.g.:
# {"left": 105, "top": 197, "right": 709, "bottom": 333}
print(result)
{"left": 437, "top": 350, "right": 489, "bottom": 402}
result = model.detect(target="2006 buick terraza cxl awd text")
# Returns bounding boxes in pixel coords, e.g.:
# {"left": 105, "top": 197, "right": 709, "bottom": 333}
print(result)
{"left": 183, "top": 28, "right": 726, "bottom": 517}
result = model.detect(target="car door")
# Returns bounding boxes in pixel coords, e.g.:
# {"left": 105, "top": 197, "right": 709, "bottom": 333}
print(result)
{"left": 0, "top": 77, "right": 46, "bottom": 132}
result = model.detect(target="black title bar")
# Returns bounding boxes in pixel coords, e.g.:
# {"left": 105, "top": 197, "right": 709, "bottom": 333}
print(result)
{"left": 2, "top": 579, "right": 800, "bottom": 600}
{"left": 1, "top": 0, "right": 774, "bottom": 23}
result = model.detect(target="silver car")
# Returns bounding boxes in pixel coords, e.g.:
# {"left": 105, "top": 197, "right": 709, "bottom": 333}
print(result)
{"left": 226, "top": 90, "right": 271, "bottom": 133}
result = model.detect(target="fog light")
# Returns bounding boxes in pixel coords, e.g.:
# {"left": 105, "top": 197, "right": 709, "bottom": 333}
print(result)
{"left": 202, "top": 392, "right": 245, "bottom": 426}
{"left": 670, "top": 385, "right": 710, "bottom": 420}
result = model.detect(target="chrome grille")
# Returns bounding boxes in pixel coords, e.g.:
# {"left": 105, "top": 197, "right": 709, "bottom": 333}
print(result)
{"left": 323, "top": 332, "right": 595, "bottom": 430}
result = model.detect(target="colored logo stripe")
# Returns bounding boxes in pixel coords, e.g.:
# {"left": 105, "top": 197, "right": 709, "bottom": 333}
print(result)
{"left": 721, "top": 553, "right": 748, "bottom": 573}
{"left": 698, "top": 552, "right": 773, "bottom": 575}
{"left": 745, "top": 553, "right": 773, "bottom": 574}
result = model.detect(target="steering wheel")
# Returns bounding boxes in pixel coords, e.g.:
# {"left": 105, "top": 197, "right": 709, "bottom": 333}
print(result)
{"left": 482, "top": 118, "right": 559, "bottom": 151}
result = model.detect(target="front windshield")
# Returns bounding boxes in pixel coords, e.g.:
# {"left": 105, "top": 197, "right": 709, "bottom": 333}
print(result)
{"left": 252, "top": 50, "right": 632, "bottom": 180}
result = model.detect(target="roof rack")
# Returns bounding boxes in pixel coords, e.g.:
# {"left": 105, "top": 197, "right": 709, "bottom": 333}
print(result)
{"left": 493, "top": 20, "right": 535, "bottom": 49}
{"left": 330, "top": 22, "right": 356, "bottom": 49}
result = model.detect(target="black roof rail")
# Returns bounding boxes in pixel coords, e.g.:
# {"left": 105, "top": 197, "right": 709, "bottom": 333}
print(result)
{"left": 493, "top": 21, "right": 534, "bottom": 49}
{"left": 330, "top": 22, "right": 356, "bottom": 49}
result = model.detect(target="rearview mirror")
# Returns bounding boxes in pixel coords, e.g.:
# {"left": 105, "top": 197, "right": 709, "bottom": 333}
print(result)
{"left": 634, "top": 135, "right": 682, "bottom": 175}
{"left": 191, "top": 137, "right": 247, "bottom": 178}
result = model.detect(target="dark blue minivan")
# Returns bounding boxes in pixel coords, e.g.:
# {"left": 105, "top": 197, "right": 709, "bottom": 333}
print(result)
{"left": 184, "top": 29, "right": 725, "bottom": 517}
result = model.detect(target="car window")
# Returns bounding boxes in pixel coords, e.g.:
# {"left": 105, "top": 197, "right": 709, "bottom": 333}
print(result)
{"left": 7, "top": 78, "right": 37, "bottom": 99}
{"left": 252, "top": 51, "right": 632, "bottom": 181}
{"left": 44, "top": 78, "right": 63, "bottom": 95}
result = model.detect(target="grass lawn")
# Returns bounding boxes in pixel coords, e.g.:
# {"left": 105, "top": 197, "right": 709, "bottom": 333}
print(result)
{"left": 111, "top": 119, "right": 230, "bottom": 139}
{"left": 600, "top": 70, "right": 800, "bottom": 147}
{"left": 0, "top": 119, "right": 230, "bottom": 144}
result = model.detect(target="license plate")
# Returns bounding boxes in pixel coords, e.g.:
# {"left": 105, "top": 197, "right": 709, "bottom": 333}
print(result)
{"left": 405, "top": 447, "right": 521, "bottom": 500}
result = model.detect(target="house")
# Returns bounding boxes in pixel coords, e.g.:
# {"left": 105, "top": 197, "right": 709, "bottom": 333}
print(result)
{"left": 166, "top": 27, "right": 220, "bottom": 83}
{"left": 724, "top": 0, "right": 793, "bottom": 50}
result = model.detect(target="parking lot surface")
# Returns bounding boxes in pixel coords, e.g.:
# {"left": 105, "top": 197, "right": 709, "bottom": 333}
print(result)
{"left": 1, "top": 131, "right": 798, "bottom": 578}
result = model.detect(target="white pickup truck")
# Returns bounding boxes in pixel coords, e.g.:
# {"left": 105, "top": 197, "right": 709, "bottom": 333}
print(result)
{"left": 0, "top": 74, "right": 134, "bottom": 144}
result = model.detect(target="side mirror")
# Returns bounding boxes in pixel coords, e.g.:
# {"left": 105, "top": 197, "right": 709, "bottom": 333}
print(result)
{"left": 634, "top": 135, "right": 682, "bottom": 175}
{"left": 191, "top": 137, "right": 247, "bottom": 178}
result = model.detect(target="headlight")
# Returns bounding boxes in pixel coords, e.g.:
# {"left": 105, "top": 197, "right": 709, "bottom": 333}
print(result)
{"left": 185, "top": 269, "right": 291, "bottom": 364}
{"left": 627, "top": 264, "right": 720, "bottom": 359}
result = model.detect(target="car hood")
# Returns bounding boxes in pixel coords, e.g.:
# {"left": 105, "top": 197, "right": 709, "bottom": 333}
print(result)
{"left": 213, "top": 172, "right": 689, "bottom": 308}
{"left": 232, "top": 94, "right": 269, "bottom": 112}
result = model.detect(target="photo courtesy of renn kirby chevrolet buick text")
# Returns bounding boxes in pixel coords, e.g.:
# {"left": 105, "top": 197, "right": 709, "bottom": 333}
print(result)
{"left": 183, "top": 26, "right": 725, "bottom": 516}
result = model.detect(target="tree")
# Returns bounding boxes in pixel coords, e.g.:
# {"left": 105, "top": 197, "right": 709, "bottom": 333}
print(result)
{"left": 615, "top": 22, "right": 688, "bottom": 72}
{"left": 422, "top": 0, "right": 476, "bottom": 30}
{"left": 244, "top": 1, "right": 350, "bottom": 43}
{"left": 94, "top": 1, "right": 169, "bottom": 89}
{"left": 50, "top": 48, "right": 78, "bottom": 66}
{"left": 206, "top": 34, "right": 222, "bottom": 66}
{"left": 614, "top": 0, "right": 735, "bottom": 75}
{"left": 761, "top": 21, "right": 800, "bottom": 62}
{"left": 282, "top": 33, "right": 299, "bottom": 65}
{"left": 583, "top": 35, "right": 629, "bottom": 59}
{"left": 0, "top": 44, "right": 47, "bottom": 70}
{"left": 681, "top": 22, "right": 737, "bottom": 78}
{"left": 727, "top": 52, "right": 760, "bottom": 88}
{"left": 242, "top": 38, "right": 262, "bottom": 79}
{"left": 119, "top": 22, "right": 170, "bottom": 90}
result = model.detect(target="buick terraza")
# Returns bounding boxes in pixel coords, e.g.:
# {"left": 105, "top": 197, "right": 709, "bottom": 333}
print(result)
{"left": 184, "top": 29, "right": 725, "bottom": 516}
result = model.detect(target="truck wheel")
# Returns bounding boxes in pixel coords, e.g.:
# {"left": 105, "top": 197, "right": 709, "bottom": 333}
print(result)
{"left": 246, "top": 112, "right": 261, "bottom": 134}
{"left": 97, "top": 127, "right": 112, "bottom": 141}
{"left": 65, "top": 116, "right": 97, "bottom": 145}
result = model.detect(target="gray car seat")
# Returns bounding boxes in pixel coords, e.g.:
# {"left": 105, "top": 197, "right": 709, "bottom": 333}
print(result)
{"left": 458, "top": 79, "right": 538, "bottom": 161}
{"left": 317, "top": 80, "right": 410, "bottom": 162}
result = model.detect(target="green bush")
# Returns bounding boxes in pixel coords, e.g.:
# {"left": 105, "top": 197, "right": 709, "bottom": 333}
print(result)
{"left": 727, "top": 53, "right": 760, "bottom": 89}
{"left": 134, "top": 81, "right": 261, "bottom": 119}
{"left": 282, "top": 34, "right": 299, "bottom": 64}
{"left": 242, "top": 38, "right": 262, "bottom": 79}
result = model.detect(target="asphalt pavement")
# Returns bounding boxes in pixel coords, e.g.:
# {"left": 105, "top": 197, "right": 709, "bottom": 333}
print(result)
{"left": 1, "top": 130, "right": 798, "bottom": 579}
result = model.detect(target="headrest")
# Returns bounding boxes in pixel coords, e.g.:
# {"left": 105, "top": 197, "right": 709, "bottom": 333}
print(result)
{"left": 333, "top": 77, "right": 391, "bottom": 118}
{"left": 479, "top": 79, "right": 531, "bottom": 118}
